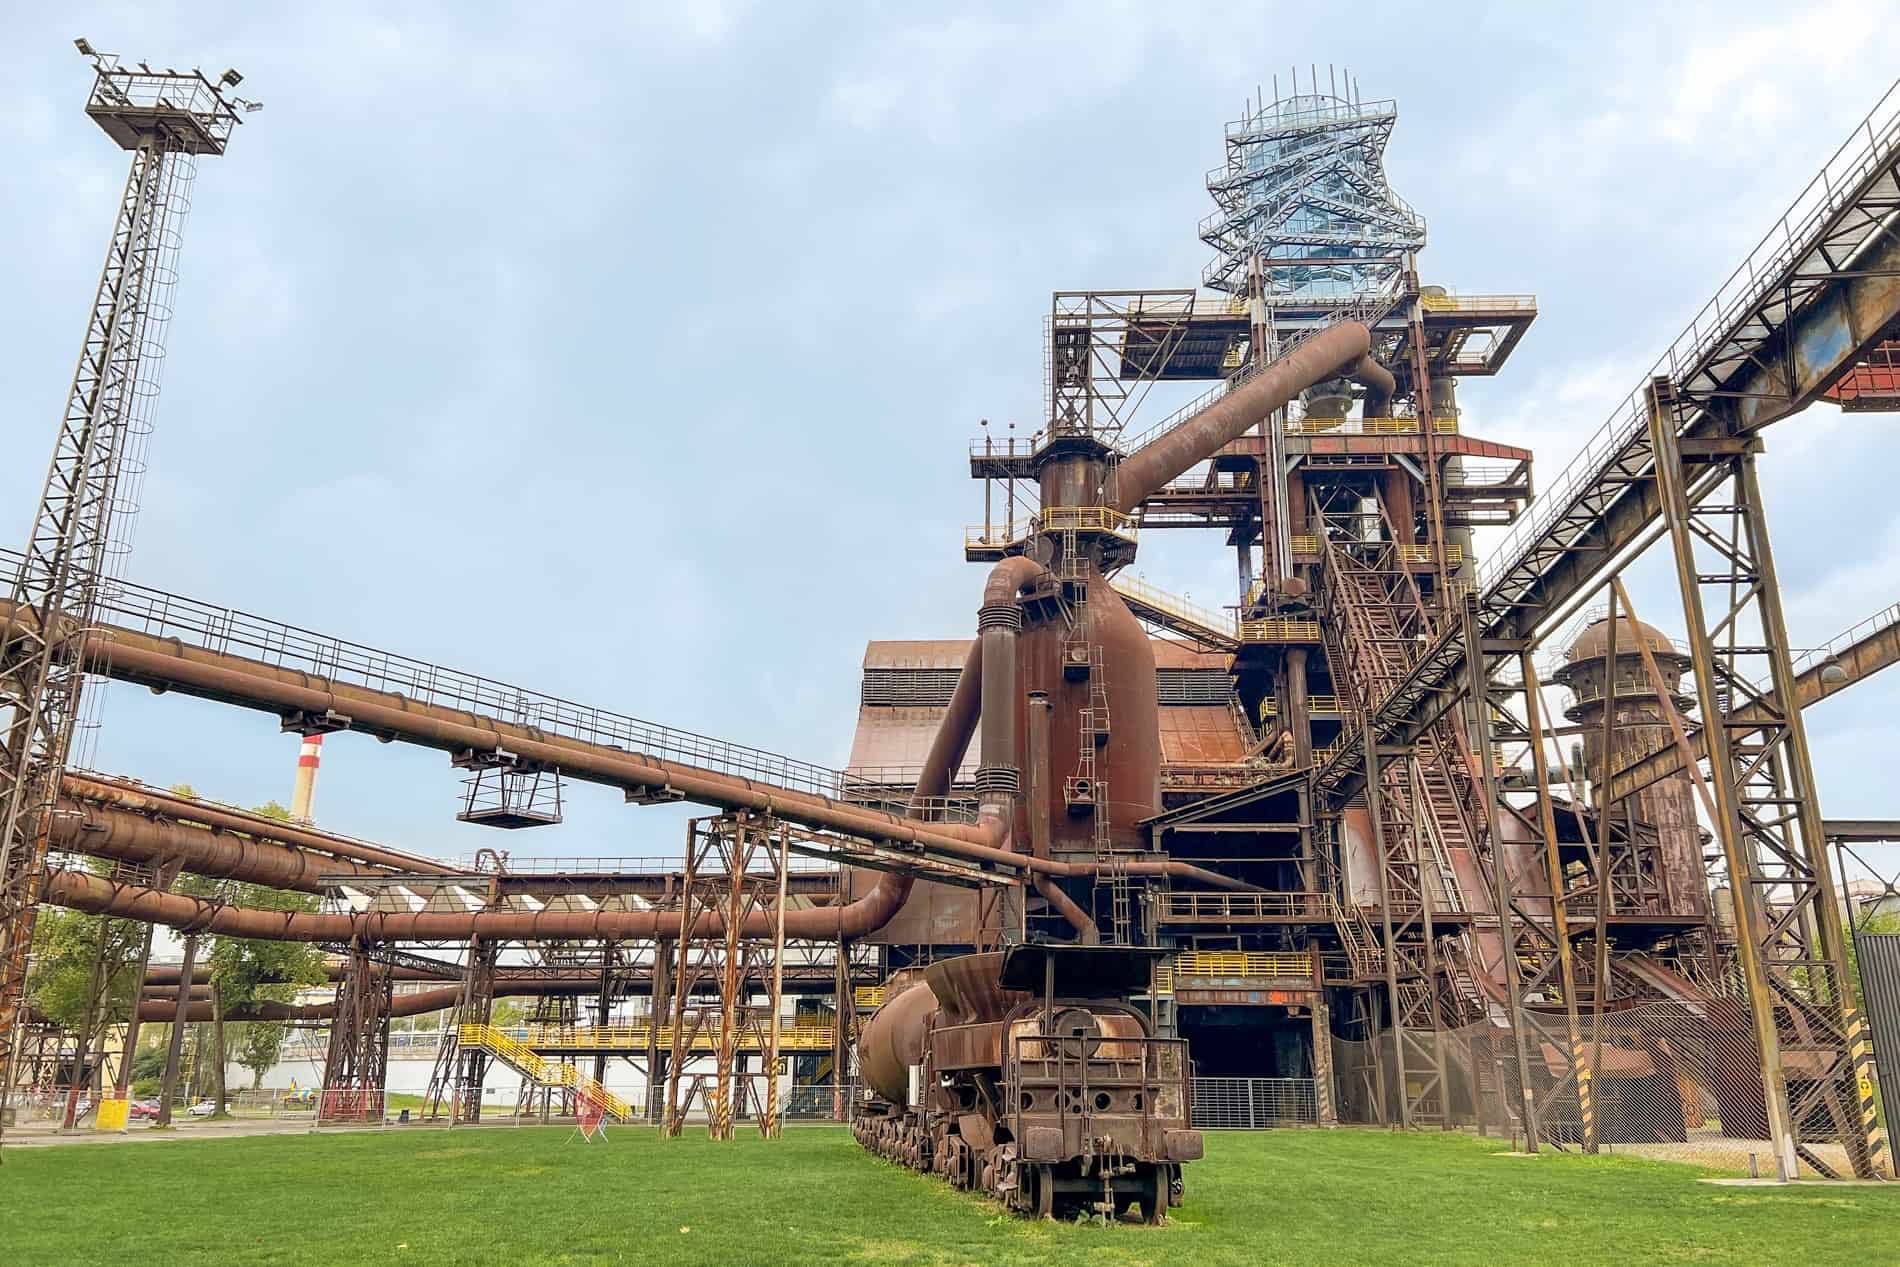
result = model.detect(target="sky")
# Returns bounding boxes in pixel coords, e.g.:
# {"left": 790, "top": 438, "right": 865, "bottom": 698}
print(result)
{"left": 3, "top": 2, "right": 1899, "bottom": 878}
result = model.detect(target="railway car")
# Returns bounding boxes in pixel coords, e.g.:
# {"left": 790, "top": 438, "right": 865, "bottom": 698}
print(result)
{"left": 851, "top": 944, "right": 1202, "bottom": 1221}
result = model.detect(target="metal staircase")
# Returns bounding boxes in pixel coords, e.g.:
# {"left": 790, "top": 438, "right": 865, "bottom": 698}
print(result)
{"left": 456, "top": 1023, "right": 635, "bottom": 1122}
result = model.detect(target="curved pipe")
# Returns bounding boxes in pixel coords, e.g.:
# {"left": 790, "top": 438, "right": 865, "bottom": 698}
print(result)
{"left": 62, "top": 773, "right": 453, "bottom": 875}
{"left": 1348, "top": 352, "right": 1395, "bottom": 418}
{"left": 1112, "top": 321, "right": 1373, "bottom": 513}
{"left": 49, "top": 802, "right": 385, "bottom": 893}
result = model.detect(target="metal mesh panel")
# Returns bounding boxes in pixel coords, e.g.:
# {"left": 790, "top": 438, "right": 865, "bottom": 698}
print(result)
{"left": 1188, "top": 1077, "right": 1317, "bottom": 1128}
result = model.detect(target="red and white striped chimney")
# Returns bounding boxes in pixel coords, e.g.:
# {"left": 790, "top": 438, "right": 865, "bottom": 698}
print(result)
{"left": 291, "top": 732, "right": 323, "bottom": 824}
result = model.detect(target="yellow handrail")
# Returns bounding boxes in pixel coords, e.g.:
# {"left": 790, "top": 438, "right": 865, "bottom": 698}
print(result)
{"left": 1239, "top": 617, "right": 1322, "bottom": 643}
{"left": 457, "top": 1024, "right": 636, "bottom": 1121}
{"left": 1174, "top": 950, "right": 1316, "bottom": 979}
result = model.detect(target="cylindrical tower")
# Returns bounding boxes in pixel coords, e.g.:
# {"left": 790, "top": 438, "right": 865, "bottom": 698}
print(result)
{"left": 1553, "top": 617, "right": 1708, "bottom": 917}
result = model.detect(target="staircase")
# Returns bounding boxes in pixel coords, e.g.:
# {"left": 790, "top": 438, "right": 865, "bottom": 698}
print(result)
{"left": 457, "top": 1024, "right": 635, "bottom": 1121}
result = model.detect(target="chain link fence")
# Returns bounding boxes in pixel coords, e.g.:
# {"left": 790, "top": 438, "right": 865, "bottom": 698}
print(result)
{"left": 1332, "top": 999, "right": 1877, "bottom": 1177}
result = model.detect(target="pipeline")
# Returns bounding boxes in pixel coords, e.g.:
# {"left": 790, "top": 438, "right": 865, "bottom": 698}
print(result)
{"left": 61, "top": 772, "right": 454, "bottom": 875}
{"left": 137, "top": 985, "right": 463, "bottom": 1024}
{"left": 1112, "top": 321, "right": 1373, "bottom": 513}
{"left": 48, "top": 801, "right": 385, "bottom": 893}
{"left": 1348, "top": 352, "right": 1396, "bottom": 418}
{"left": 52, "top": 612, "right": 1014, "bottom": 863}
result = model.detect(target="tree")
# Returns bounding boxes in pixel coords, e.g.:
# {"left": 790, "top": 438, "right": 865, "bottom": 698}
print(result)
{"left": 230, "top": 1022, "right": 293, "bottom": 1090}
{"left": 203, "top": 881, "right": 325, "bottom": 1111}
{"left": 1845, "top": 910, "right": 1900, "bottom": 1004}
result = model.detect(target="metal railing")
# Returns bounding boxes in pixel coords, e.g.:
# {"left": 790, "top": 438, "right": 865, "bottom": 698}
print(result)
{"left": 0, "top": 547, "right": 931, "bottom": 822}
{"left": 1239, "top": 617, "right": 1323, "bottom": 643}
{"left": 1418, "top": 292, "right": 1537, "bottom": 314}
{"left": 1110, "top": 575, "right": 1238, "bottom": 640}
{"left": 1477, "top": 78, "right": 1900, "bottom": 602}
{"left": 1286, "top": 414, "right": 1459, "bottom": 437}
{"left": 1175, "top": 950, "right": 1315, "bottom": 979}
{"left": 1157, "top": 891, "right": 1327, "bottom": 924}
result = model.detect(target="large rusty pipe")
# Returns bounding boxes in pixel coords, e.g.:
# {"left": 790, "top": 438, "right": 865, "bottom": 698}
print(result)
{"left": 1112, "top": 322, "right": 1373, "bottom": 513}
{"left": 1349, "top": 352, "right": 1396, "bottom": 417}
{"left": 62, "top": 772, "right": 453, "bottom": 875}
{"left": 1025, "top": 691, "right": 1097, "bottom": 943}
{"left": 48, "top": 802, "right": 384, "bottom": 893}
{"left": 138, "top": 985, "right": 462, "bottom": 1024}
{"left": 976, "top": 556, "right": 1048, "bottom": 800}
{"left": 71, "top": 620, "right": 1013, "bottom": 862}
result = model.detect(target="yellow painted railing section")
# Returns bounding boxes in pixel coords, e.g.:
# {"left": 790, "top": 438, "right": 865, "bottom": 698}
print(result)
{"left": 457, "top": 1024, "right": 635, "bottom": 1121}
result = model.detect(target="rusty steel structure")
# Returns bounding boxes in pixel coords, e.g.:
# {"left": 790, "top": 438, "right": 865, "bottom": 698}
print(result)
{"left": 0, "top": 47, "right": 252, "bottom": 1146}
{"left": 3, "top": 49, "right": 1898, "bottom": 1199}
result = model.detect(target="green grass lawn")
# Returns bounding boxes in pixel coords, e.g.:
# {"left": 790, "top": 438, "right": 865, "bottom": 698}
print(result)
{"left": 2, "top": 1125, "right": 1894, "bottom": 1266}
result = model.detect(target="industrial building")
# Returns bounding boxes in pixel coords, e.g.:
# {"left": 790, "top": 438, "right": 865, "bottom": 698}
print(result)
{"left": 3, "top": 45, "right": 1899, "bottom": 1196}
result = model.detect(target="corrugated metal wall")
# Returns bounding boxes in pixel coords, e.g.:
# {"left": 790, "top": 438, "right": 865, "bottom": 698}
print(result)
{"left": 1857, "top": 932, "right": 1900, "bottom": 1100}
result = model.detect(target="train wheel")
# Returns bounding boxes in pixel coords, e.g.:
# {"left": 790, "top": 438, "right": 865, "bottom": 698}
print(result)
{"left": 1138, "top": 1165, "right": 1165, "bottom": 1226}
{"left": 1032, "top": 1164, "right": 1054, "bottom": 1220}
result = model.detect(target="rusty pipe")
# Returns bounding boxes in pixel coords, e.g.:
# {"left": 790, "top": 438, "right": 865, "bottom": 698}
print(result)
{"left": 61, "top": 772, "right": 453, "bottom": 874}
{"left": 1025, "top": 691, "right": 1098, "bottom": 943}
{"left": 68, "top": 618, "right": 1012, "bottom": 862}
{"left": 1112, "top": 321, "right": 1373, "bottom": 514}
{"left": 977, "top": 556, "right": 1048, "bottom": 802}
{"left": 49, "top": 802, "right": 384, "bottom": 893}
{"left": 1349, "top": 352, "right": 1395, "bottom": 417}
{"left": 45, "top": 839, "right": 1252, "bottom": 943}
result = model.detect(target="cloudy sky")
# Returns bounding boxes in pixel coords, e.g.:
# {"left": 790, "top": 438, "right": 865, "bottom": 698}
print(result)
{"left": 3, "top": 3, "right": 1898, "bottom": 878}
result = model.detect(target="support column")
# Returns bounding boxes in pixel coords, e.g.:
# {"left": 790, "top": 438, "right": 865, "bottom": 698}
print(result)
{"left": 1521, "top": 651, "right": 1595, "bottom": 1152}
{"left": 1308, "top": 947, "right": 1336, "bottom": 1127}
{"left": 1361, "top": 714, "right": 1407, "bottom": 1130}
{"left": 1645, "top": 380, "right": 1798, "bottom": 1180}
{"left": 1286, "top": 647, "right": 1313, "bottom": 768}
{"left": 154, "top": 933, "right": 197, "bottom": 1127}
{"left": 1461, "top": 599, "right": 1540, "bottom": 1151}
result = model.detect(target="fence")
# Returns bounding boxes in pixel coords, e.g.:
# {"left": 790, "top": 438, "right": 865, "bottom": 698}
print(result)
{"left": 1190, "top": 1077, "right": 1318, "bottom": 1129}
{"left": 1331, "top": 999, "right": 1876, "bottom": 1177}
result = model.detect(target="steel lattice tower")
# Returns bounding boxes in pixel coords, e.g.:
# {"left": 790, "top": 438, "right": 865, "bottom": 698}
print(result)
{"left": 0, "top": 45, "right": 253, "bottom": 1148}
{"left": 1200, "top": 75, "right": 1426, "bottom": 299}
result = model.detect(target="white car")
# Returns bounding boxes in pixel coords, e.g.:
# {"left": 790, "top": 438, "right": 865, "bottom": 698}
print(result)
{"left": 186, "top": 1100, "right": 218, "bottom": 1116}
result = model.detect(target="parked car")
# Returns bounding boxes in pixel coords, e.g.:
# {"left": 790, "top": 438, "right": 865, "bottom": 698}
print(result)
{"left": 186, "top": 1100, "right": 217, "bottom": 1117}
{"left": 128, "top": 1100, "right": 161, "bottom": 1120}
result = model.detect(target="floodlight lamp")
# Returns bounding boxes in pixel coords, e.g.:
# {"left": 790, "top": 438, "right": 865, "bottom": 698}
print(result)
{"left": 220, "top": 67, "right": 242, "bottom": 87}
{"left": 1820, "top": 659, "right": 1848, "bottom": 686}
{"left": 74, "top": 37, "right": 95, "bottom": 57}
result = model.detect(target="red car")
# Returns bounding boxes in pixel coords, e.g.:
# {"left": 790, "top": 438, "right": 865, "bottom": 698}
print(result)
{"left": 128, "top": 1100, "right": 161, "bottom": 1120}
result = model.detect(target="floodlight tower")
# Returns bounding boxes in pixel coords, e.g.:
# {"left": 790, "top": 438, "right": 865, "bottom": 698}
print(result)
{"left": 0, "top": 43, "right": 256, "bottom": 1148}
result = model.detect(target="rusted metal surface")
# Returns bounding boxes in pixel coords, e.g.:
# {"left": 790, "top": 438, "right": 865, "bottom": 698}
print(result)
{"left": 1111, "top": 320, "right": 1371, "bottom": 513}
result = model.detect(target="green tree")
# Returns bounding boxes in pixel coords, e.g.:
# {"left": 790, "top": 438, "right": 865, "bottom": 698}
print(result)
{"left": 1845, "top": 910, "right": 1900, "bottom": 1003}
{"left": 202, "top": 882, "right": 325, "bottom": 1112}
{"left": 230, "top": 1021, "right": 293, "bottom": 1090}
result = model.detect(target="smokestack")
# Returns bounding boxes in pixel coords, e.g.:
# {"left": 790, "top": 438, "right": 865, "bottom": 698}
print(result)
{"left": 291, "top": 732, "right": 323, "bottom": 824}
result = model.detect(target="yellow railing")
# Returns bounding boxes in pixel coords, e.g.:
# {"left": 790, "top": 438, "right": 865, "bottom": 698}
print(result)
{"left": 458, "top": 1024, "right": 635, "bottom": 1121}
{"left": 854, "top": 985, "right": 886, "bottom": 1010}
{"left": 1162, "top": 950, "right": 1317, "bottom": 987}
{"left": 1238, "top": 617, "right": 1322, "bottom": 643}
{"left": 1418, "top": 291, "right": 1537, "bottom": 314}
{"left": 1285, "top": 416, "right": 1459, "bottom": 437}
{"left": 1291, "top": 533, "right": 1320, "bottom": 555}
{"left": 1259, "top": 694, "right": 1342, "bottom": 717}
{"left": 510, "top": 1022, "right": 838, "bottom": 1054}
{"left": 967, "top": 506, "right": 1138, "bottom": 551}
{"left": 1042, "top": 505, "right": 1138, "bottom": 539}
{"left": 1396, "top": 544, "right": 1466, "bottom": 565}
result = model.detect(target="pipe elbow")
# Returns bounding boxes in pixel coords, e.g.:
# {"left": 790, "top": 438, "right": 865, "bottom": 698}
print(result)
{"left": 1347, "top": 352, "right": 1396, "bottom": 418}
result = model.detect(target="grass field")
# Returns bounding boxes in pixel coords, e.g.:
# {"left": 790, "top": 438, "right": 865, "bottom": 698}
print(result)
{"left": 3, "top": 1125, "right": 1895, "bottom": 1266}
